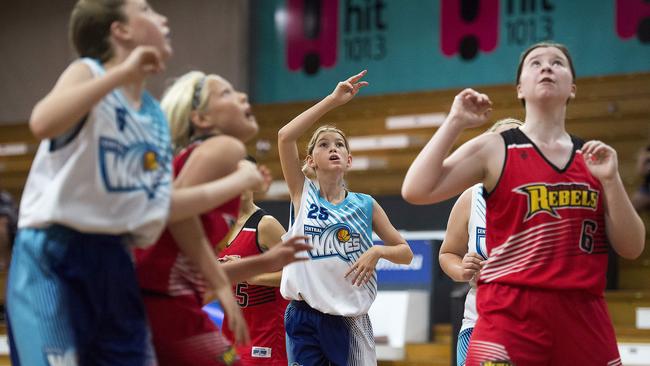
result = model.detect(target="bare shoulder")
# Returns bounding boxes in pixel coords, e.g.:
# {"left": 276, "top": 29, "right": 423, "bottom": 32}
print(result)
{"left": 479, "top": 132, "right": 508, "bottom": 190}
{"left": 258, "top": 214, "right": 286, "bottom": 249}
{"left": 457, "top": 187, "right": 473, "bottom": 207}
{"left": 475, "top": 131, "right": 505, "bottom": 154}
{"left": 190, "top": 135, "right": 246, "bottom": 164}
{"left": 53, "top": 60, "right": 94, "bottom": 89}
{"left": 259, "top": 214, "right": 284, "bottom": 229}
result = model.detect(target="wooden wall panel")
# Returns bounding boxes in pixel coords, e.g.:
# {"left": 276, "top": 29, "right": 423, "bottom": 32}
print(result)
{"left": 1, "top": 73, "right": 649, "bottom": 202}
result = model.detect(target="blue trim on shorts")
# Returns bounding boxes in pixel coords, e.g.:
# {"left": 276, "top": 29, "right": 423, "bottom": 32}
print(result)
{"left": 7, "top": 225, "right": 155, "bottom": 366}
{"left": 457, "top": 327, "right": 473, "bottom": 366}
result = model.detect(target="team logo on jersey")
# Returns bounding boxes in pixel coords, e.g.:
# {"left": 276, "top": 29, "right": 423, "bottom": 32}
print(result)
{"left": 304, "top": 223, "right": 361, "bottom": 260}
{"left": 99, "top": 137, "right": 169, "bottom": 199}
{"left": 515, "top": 182, "right": 598, "bottom": 220}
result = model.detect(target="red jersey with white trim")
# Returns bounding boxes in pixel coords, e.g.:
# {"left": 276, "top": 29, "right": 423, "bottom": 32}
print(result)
{"left": 219, "top": 209, "right": 289, "bottom": 365}
{"left": 135, "top": 139, "right": 240, "bottom": 296}
{"left": 479, "top": 128, "right": 609, "bottom": 295}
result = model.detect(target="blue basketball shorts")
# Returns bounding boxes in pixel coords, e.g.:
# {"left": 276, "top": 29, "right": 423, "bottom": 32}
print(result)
{"left": 284, "top": 300, "right": 375, "bottom": 366}
{"left": 7, "top": 225, "right": 156, "bottom": 366}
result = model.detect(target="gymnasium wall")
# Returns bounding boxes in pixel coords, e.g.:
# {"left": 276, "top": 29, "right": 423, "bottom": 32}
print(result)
{"left": 251, "top": 0, "right": 650, "bottom": 103}
{"left": 0, "top": 0, "right": 251, "bottom": 123}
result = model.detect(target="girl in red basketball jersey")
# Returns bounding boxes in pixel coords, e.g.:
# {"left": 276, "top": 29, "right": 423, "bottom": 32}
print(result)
{"left": 402, "top": 42, "right": 645, "bottom": 366}
{"left": 135, "top": 71, "right": 309, "bottom": 365}
{"left": 219, "top": 165, "right": 290, "bottom": 365}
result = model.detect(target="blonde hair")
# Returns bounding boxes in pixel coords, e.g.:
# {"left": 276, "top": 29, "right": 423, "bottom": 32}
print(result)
{"left": 486, "top": 118, "right": 523, "bottom": 133}
{"left": 161, "top": 71, "right": 216, "bottom": 152}
{"left": 302, "top": 125, "right": 350, "bottom": 178}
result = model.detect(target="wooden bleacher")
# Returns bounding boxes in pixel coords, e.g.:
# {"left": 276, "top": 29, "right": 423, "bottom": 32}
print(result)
{"left": 0, "top": 72, "right": 649, "bottom": 365}
{"left": 248, "top": 72, "right": 649, "bottom": 198}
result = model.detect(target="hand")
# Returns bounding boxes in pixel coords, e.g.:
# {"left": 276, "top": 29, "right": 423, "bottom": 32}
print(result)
{"left": 447, "top": 89, "right": 492, "bottom": 130}
{"left": 119, "top": 46, "right": 165, "bottom": 82}
{"left": 582, "top": 140, "right": 619, "bottom": 182}
{"left": 217, "top": 255, "right": 241, "bottom": 264}
{"left": 345, "top": 246, "right": 381, "bottom": 286}
{"left": 328, "top": 70, "right": 369, "bottom": 107}
{"left": 460, "top": 252, "right": 486, "bottom": 282}
{"left": 254, "top": 165, "right": 273, "bottom": 193}
{"left": 214, "top": 286, "right": 250, "bottom": 346}
{"left": 260, "top": 236, "right": 311, "bottom": 272}
{"left": 237, "top": 160, "right": 264, "bottom": 191}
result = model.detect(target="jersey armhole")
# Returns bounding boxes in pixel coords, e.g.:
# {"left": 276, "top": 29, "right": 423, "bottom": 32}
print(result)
{"left": 483, "top": 131, "right": 510, "bottom": 200}
{"left": 48, "top": 114, "right": 88, "bottom": 152}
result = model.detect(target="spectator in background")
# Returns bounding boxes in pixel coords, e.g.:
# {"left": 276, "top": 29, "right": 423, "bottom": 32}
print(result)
{"left": 632, "top": 144, "right": 650, "bottom": 212}
{"left": 0, "top": 189, "right": 17, "bottom": 323}
{"left": 0, "top": 190, "right": 17, "bottom": 272}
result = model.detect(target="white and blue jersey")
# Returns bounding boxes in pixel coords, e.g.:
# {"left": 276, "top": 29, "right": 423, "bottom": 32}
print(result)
{"left": 7, "top": 58, "right": 169, "bottom": 366}
{"left": 282, "top": 178, "right": 377, "bottom": 365}
{"left": 18, "top": 58, "right": 172, "bottom": 247}
{"left": 457, "top": 183, "right": 487, "bottom": 366}
{"left": 281, "top": 178, "right": 377, "bottom": 317}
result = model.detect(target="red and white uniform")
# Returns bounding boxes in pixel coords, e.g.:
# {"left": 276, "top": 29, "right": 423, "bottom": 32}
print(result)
{"left": 466, "top": 128, "right": 621, "bottom": 366}
{"left": 219, "top": 209, "right": 289, "bottom": 365}
{"left": 135, "top": 139, "right": 241, "bottom": 366}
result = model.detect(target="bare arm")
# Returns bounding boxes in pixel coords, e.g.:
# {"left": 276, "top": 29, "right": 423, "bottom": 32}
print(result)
{"left": 345, "top": 200, "right": 413, "bottom": 286}
{"left": 277, "top": 70, "right": 368, "bottom": 205}
{"left": 244, "top": 215, "right": 287, "bottom": 287}
{"left": 582, "top": 141, "right": 645, "bottom": 259}
{"left": 219, "top": 236, "right": 310, "bottom": 284}
{"left": 401, "top": 89, "right": 494, "bottom": 204}
{"left": 30, "top": 47, "right": 164, "bottom": 139}
{"left": 168, "top": 162, "right": 263, "bottom": 223}
{"left": 168, "top": 217, "right": 250, "bottom": 345}
{"left": 439, "top": 189, "right": 484, "bottom": 282}
{"left": 370, "top": 200, "right": 413, "bottom": 264}
{"left": 632, "top": 148, "right": 650, "bottom": 211}
{"left": 168, "top": 135, "right": 253, "bottom": 345}
{"left": 168, "top": 136, "right": 262, "bottom": 222}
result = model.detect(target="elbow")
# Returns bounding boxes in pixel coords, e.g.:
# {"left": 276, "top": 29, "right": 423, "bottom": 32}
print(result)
{"left": 277, "top": 127, "right": 292, "bottom": 144}
{"left": 618, "top": 248, "right": 644, "bottom": 261}
{"left": 401, "top": 185, "right": 419, "bottom": 204}
{"left": 405, "top": 249, "right": 414, "bottom": 264}
{"left": 400, "top": 244, "right": 414, "bottom": 264}
{"left": 618, "top": 241, "right": 645, "bottom": 260}
{"left": 401, "top": 185, "right": 430, "bottom": 205}
{"left": 29, "top": 110, "right": 52, "bottom": 140}
{"left": 614, "top": 231, "right": 646, "bottom": 260}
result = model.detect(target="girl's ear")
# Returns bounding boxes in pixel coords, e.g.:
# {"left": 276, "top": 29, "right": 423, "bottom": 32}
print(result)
{"left": 189, "top": 110, "right": 211, "bottom": 130}
{"left": 110, "top": 20, "right": 131, "bottom": 43}
{"left": 306, "top": 155, "right": 316, "bottom": 169}
{"left": 569, "top": 83, "right": 577, "bottom": 100}
{"left": 346, "top": 154, "right": 352, "bottom": 170}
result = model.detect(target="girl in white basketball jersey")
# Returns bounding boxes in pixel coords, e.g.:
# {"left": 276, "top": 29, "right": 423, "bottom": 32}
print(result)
{"left": 6, "top": 1, "right": 258, "bottom": 364}
{"left": 278, "top": 70, "right": 413, "bottom": 366}
{"left": 438, "top": 118, "right": 522, "bottom": 366}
